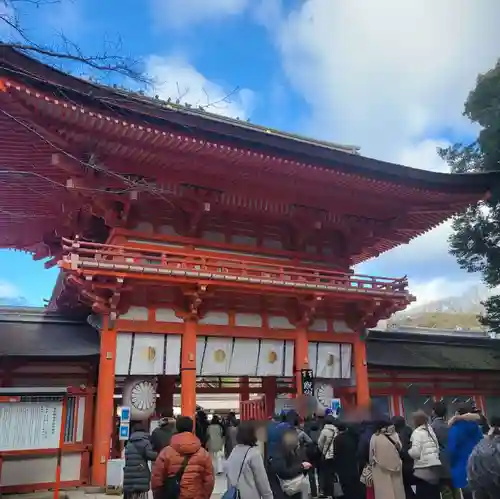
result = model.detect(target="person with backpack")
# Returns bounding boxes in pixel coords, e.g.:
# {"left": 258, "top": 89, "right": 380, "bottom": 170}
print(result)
{"left": 123, "top": 423, "right": 158, "bottom": 499}
{"left": 151, "top": 416, "right": 214, "bottom": 499}
{"left": 151, "top": 410, "right": 177, "bottom": 453}
{"left": 223, "top": 421, "right": 273, "bottom": 499}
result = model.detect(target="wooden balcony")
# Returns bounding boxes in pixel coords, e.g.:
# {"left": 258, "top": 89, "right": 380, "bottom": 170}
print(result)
{"left": 59, "top": 238, "right": 413, "bottom": 301}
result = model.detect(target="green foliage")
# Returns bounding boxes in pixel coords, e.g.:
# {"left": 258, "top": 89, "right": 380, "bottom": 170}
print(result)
{"left": 480, "top": 295, "right": 500, "bottom": 331}
{"left": 439, "top": 59, "right": 500, "bottom": 332}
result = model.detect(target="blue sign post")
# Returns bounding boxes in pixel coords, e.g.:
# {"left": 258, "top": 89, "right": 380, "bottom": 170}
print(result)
{"left": 120, "top": 406, "right": 131, "bottom": 423}
{"left": 331, "top": 398, "right": 342, "bottom": 417}
{"left": 119, "top": 406, "right": 131, "bottom": 440}
{"left": 119, "top": 424, "right": 130, "bottom": 440}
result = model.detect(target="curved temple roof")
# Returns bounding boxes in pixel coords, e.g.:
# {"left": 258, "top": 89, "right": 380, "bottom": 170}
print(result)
{"left": 0, "top": 46, "right": 499, "bottom": 263}
{"left": 0, "top": 46, "right": 498, "bottom": 191}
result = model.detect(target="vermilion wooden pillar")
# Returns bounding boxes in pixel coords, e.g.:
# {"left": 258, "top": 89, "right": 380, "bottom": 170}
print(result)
{"left": 354, "top": 337, "right": 370, "bottom": 407}
{"left": 240, "top": 376, "right": 250, "bottom": 403}
{"left": 91, "top": 317, "right": 117, "bottom": 486}
{"left": 262, "top": 376, "right": 277, "bottom": 417}
{"left": 181, "top": 318, "right": 197, "bottom": 418}
{"left": 294, "top": 326, "right": 309, "bottom": 396}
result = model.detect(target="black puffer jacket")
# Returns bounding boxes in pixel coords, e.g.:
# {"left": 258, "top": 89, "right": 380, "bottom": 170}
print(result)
{"left": 123, "top": 431, "right": 158, "bottom": 493}
{"left": 151, "top": 418, "right": 176, "bottom": 452}
{"left": 268, "top": 444, "right": 307, "bottom": 499}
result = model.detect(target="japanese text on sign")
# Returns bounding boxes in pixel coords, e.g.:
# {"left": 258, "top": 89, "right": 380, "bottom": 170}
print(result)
{"left": 300, "top": 369, "right": 314, "bottom": 396}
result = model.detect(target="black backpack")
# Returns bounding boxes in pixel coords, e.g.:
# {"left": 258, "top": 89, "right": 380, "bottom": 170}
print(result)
{"left": 162, "top": 454, "right": 192, "bottom": 499}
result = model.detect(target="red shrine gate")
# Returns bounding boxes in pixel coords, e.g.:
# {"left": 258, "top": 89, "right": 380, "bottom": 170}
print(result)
{"left": 0, "top": 46, "right": 498, "bottom": 488}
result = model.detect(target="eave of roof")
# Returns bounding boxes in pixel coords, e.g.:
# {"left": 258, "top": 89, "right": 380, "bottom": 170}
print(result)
{"left": 1, "top": 47, "right": 499, "bottom": 193}
{"left": 0, "top": 307, "right": 99, "bottom": 357}
{"left": 366, "top": 330, "right": 500, "bottom": 371}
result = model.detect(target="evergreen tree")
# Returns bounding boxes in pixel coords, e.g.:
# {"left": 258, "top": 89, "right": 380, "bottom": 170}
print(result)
{"left": 439, "top": 60, "right": 500, "bottom": 332}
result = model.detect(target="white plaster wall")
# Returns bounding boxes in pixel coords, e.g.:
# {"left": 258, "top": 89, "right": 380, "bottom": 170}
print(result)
{"left": 0, "top": 453, "right": 82, "bottom": 486}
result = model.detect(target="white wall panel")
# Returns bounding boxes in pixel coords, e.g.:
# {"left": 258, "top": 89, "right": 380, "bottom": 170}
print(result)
{"left": 199, "top": 312, "right": 229, "bottom": 326}
{"left": 284, "top": 340, "right": 295, "bottom": 377}
{"left": 317, "top": 342, "right": 341, "bottom": 378}
{"left": 165, "top": 335, "right": 182, "bottom": 375}
{"left": 120, "top": 306, "right": 148, "bottom": 321}
{"left": 76, "top": 396, "right": 86, "bottom": 442}
{"left": 130, "top": 334, "right": 165, "bottom": 375}
{"left": 308, "top": 342, "right": 352, "bottom": 379}
{"left": 115, "top": 332, "right": 133, "bottom": 375}
{"left": 199, "top": 338, "right": 233, "bottom": 375}
{"left": 196, "top": 337, "right": 291, "bottom": 376}
{"left": 256, "top": 340, "right": 287, "bottom": 376}
{"left": 116, "top": 333, "right": 181, "bottom": 375}
{"left": 0, "top": 453, "right": 81, "bottom": 486}
{"left": 155, "top": 308, "right": 183, "bottom": 323}
{"left": 333, "top": 320, "right": 353, "bottom": 333}
{"left": 340, "top": 343, "right": 353, "bottom": 379}
{"left": 268, "top": 316, "right": 294, "bottom": 329}
{"left": 235, "top": 313, "right": 262, "bottom": 327}
{"left": 228, "top": 339, "right": 260, "bottom": 376}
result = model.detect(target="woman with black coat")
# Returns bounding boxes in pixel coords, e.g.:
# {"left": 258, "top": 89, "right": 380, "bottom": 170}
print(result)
{"left": 334, "top": 422, "right": 364, "bottom": 499}
{"left": 123, "top": 423, "right": 158, "bottom": 499}
{"left": 268, "top": 428, "right": 312, "bottom": 499}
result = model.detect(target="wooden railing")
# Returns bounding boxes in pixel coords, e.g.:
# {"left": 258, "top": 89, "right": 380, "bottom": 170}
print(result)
{"left": 60, "top": 237, "right": 411, "bottom": 298}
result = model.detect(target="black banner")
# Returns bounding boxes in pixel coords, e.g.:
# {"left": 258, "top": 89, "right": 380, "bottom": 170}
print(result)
{"left": 300, "top": 369, "right": 314, "bottom": 396}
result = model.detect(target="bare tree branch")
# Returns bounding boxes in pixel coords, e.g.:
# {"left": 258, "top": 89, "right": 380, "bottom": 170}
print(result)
{"left": 0, "top": 0, "right": 152, "bottom": 84}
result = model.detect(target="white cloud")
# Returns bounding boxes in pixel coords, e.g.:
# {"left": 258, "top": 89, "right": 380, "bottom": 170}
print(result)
{"left": 146, "top": 55, "right": 254, "bottom": 119}
{"left": 0, "top": 280, "right": 20, "bottom": 299}
{"left": 396, "top": 139, "right": 451, "bottom": 173}
{"left": 259, "top": 0, "right": 500, "bottom": 302}
{"left": 269, "top": 0, "right": 500, "bottom": 161}
{"left": 407, "top": 277, "right": 479, "bottom": 309}
{"left": 152, "top": 0, "right": 248, "bottom": 28}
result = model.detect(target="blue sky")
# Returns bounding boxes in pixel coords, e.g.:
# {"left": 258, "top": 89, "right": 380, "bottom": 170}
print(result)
{"left": 1, "top": 0, "right": 500, "bottom": 307}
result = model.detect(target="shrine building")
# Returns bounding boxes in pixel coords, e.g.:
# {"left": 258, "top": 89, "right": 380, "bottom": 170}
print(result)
{"left": 0, "top": 46, "right": 499, "bottom": 492}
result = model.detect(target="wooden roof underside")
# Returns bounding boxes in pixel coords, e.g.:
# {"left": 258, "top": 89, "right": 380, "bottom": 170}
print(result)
{"left": 0, "top": 47, "right": 499, "bottom": 265}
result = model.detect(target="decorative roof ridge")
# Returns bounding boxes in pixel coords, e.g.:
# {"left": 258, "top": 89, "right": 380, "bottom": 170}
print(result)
{"left": 106, "top": 86, "right": 362, "bottom": 155}
{"left": 1, "top": 46, "right": 500, "bottom": 191}
{"left": 0, "top": 47, "right": 360, "bottom": 156}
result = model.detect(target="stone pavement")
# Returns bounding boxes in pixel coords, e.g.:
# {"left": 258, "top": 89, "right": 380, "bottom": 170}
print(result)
{"left": 3, "top": 475, "right": 227, "bottom": 499}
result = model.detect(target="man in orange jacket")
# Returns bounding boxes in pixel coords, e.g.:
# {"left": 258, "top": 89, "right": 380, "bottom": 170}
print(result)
{"left": 151, "top": 416, "right": 214, "bottom": 499}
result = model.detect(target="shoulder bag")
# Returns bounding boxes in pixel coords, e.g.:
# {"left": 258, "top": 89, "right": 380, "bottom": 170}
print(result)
{"left": 278, "top": 474, "right": 308, "bottom": 497}
{"left": 383, "top": 434, "right": 405, "bottom": 460}
{"left": 162, "top": 452, "right": 193, "bottom": 499}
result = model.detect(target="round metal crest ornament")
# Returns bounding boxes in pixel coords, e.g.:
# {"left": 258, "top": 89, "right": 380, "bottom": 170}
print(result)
{"left": 122, "top": 378, "right": 157, "bottom": 420}
{"left": 316, "top": 383, "right": 334, "bottom": 408}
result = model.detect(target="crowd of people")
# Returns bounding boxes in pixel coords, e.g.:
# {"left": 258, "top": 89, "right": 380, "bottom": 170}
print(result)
{"left": 119, "top": 402, "right": 500, "bottom": 499}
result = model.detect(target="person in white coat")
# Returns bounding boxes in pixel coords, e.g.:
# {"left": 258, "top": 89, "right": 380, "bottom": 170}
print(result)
{"left": 409, "top": 410, "right": 442, "bottom": 499}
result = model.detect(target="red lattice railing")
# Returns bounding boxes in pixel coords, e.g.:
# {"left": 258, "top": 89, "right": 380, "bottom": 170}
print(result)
{"left": 59, "top": 237, "right": 412, "bottom": 299}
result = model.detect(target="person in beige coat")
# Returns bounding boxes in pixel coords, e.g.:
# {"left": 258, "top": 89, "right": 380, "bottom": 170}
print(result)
{"left": 369, "top": 421, "right": 406, "bottom": 499}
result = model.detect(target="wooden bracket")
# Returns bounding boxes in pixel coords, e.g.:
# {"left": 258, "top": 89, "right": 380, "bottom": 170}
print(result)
{"left": 182, "top": 284, "right": 211, "bottom": 320}
{"left": 177, "top": 185, "right": 222, "bottom": 236}
{"left": 295, "top": 295, "right": 323, "bottom": 328}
